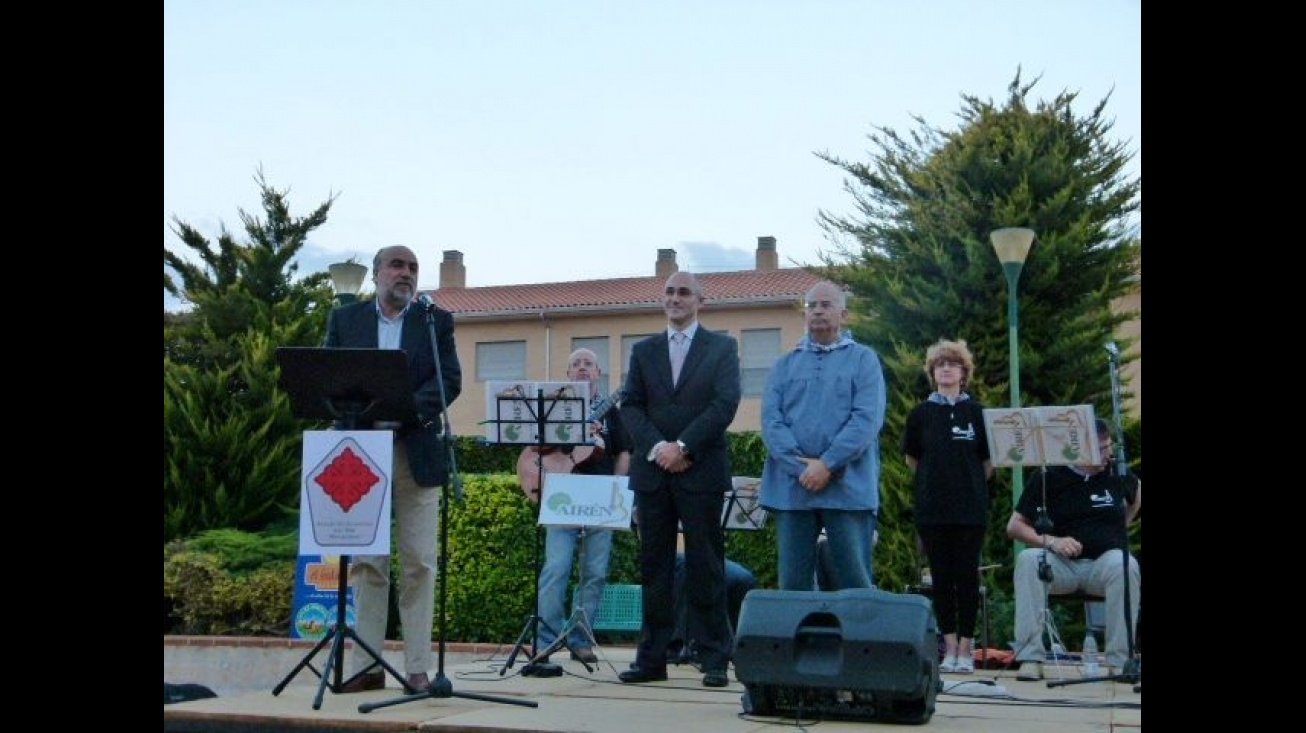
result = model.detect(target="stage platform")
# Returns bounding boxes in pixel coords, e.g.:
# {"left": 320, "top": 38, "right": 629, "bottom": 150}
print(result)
{"left": 164, "top": 636, "right": 1140, "bottom": 732}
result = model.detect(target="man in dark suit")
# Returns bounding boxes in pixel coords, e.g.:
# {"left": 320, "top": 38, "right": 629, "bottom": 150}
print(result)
{"left": 324, "top": 245, "right": 462, "bottom": 693}
{"left": 618, "top": 271, "right": 741, "bottom": 688}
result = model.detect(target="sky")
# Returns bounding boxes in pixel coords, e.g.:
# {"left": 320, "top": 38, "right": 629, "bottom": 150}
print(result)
{"left": 164, "top": 0, "right": 1140, "bottom": 309}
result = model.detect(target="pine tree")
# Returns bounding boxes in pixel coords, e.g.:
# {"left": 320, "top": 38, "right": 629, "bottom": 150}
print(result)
{"left": 164, "top": 169, "right": 339, "bottom": 541}
{"left": 816, "top": 71, "right": 1140, "bottom": 592}
{"left": 164, "top": 167, "right": 338, "bottom": 369}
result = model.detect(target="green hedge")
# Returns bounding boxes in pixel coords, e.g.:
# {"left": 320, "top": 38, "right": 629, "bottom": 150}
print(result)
{"left": 163, "top": 428, "right": 1138, "bottom": 645}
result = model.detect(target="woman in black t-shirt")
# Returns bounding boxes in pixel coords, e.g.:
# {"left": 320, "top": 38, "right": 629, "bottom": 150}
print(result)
{"left": 902, "top": 339, "right": 993, "bottom": 674}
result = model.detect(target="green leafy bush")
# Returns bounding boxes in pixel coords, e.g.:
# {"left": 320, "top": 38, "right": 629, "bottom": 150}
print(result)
{"left": 163, "top": 545, "right": 295, "bottom": 635}
{"left": 163, "top": 427, "right": 1138, "bottom": 644}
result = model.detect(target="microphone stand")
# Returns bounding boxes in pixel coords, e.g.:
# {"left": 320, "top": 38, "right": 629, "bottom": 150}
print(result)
{"left": 1048, "top": 343, "right": 1140, "bottom": 692}
{"left": 360, "top": 297, "right": 537, "bottom": 713}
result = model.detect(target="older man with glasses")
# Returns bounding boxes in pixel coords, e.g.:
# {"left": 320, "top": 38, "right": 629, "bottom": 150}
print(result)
{"left": 759, "top": 280, "right": 887, "bottom": 591}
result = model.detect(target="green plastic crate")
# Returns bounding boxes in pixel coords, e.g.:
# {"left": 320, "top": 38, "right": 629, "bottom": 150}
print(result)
{"left": 593, "top": 583, "right": 643, "bottom": 632}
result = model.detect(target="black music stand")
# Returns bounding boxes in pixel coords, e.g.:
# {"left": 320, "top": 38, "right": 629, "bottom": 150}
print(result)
{"left": 491, "top": 384, "right": 589, "bottom": 678}
{"left": 271, "top": 347, "right": 418, "bottom": 710}
{"left": 721, "top": 478, "right": 767, "bottom": 531}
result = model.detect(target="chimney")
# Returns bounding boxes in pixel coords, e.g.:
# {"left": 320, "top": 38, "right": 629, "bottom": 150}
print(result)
{"left": 655, "top": 248, "right": 679, "bottom": 279}
{"left": 439, "top": 250, "right": 466, "bottom": 289}
{"left": 756, "top": 236, "right": 778, "bottom": 271}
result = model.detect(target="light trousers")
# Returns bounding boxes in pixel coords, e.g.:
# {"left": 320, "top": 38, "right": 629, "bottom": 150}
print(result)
{"left": 1013, "top": 547, "right": 1140, "bottom": 667}
{"left": 350, "top": 441, "right": 440, "bottom": 676}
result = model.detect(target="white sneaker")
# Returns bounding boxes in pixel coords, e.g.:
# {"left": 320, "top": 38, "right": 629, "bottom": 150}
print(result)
{"left": 1017, "top": 661, "right": 1042, "bottom": 681}
{"left": 954, "top": 655, "right": 974, "bottom": 674}
{"left": 939, "top": 655, "right": 958, "bottom": 672}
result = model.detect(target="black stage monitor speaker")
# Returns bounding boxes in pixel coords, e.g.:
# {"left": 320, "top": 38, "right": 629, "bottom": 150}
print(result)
{"left": 733, "top": 588, "right": 940, "bottom": 724}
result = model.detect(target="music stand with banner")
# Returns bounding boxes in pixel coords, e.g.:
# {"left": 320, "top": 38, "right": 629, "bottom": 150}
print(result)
{"left": 483, "top": 381, "right": 594, "bottom": 678}
{"left": 982, "top": 404, "right": 1101, "bottom": 685}
{"left": 271, "top": 347, "right": 416, "bottom": 710}
{"left": 527, "top": 473, "right": 635, "bottom": 667}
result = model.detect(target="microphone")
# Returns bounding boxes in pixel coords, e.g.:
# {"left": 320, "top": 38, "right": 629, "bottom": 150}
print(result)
{"left": 1104, "top": 341, "right": 1119, "bottom": 360}
{"left": 416, "top": 293, "right": 438, "bottom": 312}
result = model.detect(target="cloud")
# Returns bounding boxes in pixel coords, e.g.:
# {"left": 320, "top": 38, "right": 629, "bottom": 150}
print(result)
{"left": 678, "top": 241, "right": 753, "bottom": 273}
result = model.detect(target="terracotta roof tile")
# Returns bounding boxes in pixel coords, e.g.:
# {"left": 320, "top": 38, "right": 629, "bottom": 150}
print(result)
{"left": 427, "top": 268, "right": 823, "bottom": 316}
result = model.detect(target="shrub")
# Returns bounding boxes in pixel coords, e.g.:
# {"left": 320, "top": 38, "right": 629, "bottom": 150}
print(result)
{"left": 163, "top": 426, "right": 1139, "bottom": 646}
{"left": 164, "top": 528, "right": 297, "bottom": 635}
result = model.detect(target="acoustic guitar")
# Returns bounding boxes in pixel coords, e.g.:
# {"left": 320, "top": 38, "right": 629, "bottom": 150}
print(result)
{"left": 516, "top": 390, "right": 624, "bottom": 502}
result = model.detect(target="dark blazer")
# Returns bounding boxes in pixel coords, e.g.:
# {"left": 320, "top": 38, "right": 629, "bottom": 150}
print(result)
{"left": 323, "top": 299, "right": 462, "bottom": 487}
{"left": 620, "top": 324, "right": 741, "bottom": 672}
{"left": 620, "top": 326, "right": 741, "bottom": 494}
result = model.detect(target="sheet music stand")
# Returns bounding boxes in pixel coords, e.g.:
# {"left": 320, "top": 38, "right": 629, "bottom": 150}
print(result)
{"left": 271, "top": 347, "right": 417, "bottom": 710}
{"left": 722, "top": 477, "right": 768, "bottom": 531}
{"left": 527, "top": 472, "right": 634, "bottom": 670}
{"left": 483, "top": 382, "right": 590, "bottom": 677}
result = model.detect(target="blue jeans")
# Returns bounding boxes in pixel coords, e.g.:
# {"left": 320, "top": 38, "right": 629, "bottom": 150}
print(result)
{"left": 537, "top": 526, "right": 614, "bottom": 648}
{"left": 775, "top": 509, "right": 877, "bottom": 590}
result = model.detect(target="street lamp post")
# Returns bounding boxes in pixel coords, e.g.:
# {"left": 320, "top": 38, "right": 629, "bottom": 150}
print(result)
{"left": 328, "top": 260, "right": 368, "bottom": 304}
{"left": 990, "top": 227, "right": 1036, "bottom": 539}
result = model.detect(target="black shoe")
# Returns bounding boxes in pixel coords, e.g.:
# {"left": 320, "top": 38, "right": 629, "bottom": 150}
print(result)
{"left": 570, "top": 647, "right": 598, "bottom": 664}
{"left": 618, "top": 665, "right": 668, "bottom": 684}
{"left": 702, "top": 669, "right": 729, "bottom": 687}
{"left": 338, "top": 671, "right": 385, "bottom": 693}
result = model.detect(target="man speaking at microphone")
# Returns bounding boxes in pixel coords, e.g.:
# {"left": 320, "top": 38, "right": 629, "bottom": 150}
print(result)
{"left": 324, "top": 245, "right": 462, "bottom": 693}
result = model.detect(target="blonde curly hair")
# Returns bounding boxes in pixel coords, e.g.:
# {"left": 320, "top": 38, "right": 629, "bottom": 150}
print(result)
{"left": 923, "top": 339, "right": 976, "bottom": 389}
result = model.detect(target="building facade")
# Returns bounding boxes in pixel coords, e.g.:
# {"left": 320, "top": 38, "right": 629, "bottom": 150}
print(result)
{"left": 427, "top": 237, "right": 819, "bottom": 439}
{"left": 422, "top": 237, "right": 1141, "bottom": 439}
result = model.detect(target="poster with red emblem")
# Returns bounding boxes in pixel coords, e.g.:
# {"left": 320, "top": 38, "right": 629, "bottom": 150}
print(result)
{"left": 298, "top": 430, "right": 393, "bottom": 555}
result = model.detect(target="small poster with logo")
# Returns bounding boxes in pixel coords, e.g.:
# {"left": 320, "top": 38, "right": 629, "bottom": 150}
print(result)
{"left": 1032, "top": 405, "right": 1100, "bottom": 466}
{"left": 537, "top": 473, "right": 634, "bottom": 530}
{"left": 290, "top": 555, "right": 357, "bottom": 640}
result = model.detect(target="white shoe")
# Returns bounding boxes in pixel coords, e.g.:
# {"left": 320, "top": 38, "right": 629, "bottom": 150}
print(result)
{"left": 939, "top": 655, "right": 958, "bottom": 673}
{"left": 954, "top": 655, "right": 974, "bottom": 674}
{"left": 1017, "top": 661, "right": 1042, "bottom": 681}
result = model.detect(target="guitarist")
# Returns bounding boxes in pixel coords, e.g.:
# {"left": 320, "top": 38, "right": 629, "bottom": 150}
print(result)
{"left": 515, "top": 348, "right": 630, "bottom": 664}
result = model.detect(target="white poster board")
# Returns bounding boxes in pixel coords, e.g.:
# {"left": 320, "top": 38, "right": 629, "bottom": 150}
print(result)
{"left": 537, "top": 473, "right": 634, "bottom": 530}
{"left": 483, "top": 380, "right": 591, "bottom": 445}
{"left": 982, "top": 405, "right": 1100, "bottom": 467}
{"left": 299, "top": 430, "right": 393, "bottom": 554}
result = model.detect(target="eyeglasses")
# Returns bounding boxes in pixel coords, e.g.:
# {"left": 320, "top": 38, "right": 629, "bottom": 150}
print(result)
{"left": 934, "top": 360, "right": 964, "bottom": 369}
{"left": 665, "top": 287, "right": 696, "bottom": 297}
{"left": 803, "top": 300, "right": 839, "bottom": 310}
